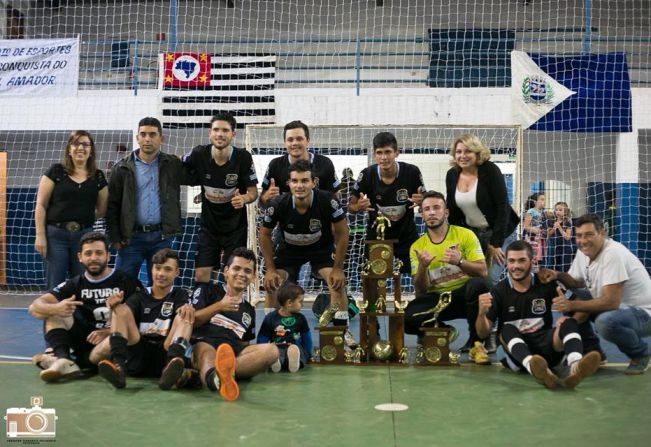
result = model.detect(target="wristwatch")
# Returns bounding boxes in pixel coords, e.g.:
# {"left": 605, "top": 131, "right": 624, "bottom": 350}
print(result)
{"left": 457, "top": 259, "right": 464, "bottom": 267}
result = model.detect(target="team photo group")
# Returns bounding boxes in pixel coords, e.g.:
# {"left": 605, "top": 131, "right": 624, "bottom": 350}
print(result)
{"left": 27, "top": 112, "right": 651, "bottom": 401}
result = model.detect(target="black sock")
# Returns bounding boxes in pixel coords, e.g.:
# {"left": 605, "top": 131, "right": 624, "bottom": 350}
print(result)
{"left": 501, "top": 324, "right": 531, "bottom": 365}
{"left": 204, "top": 367, "right": 218, "bottom": 391}
{"left": 332, "top": 318, "right": 347, "bottom": 327}
{"left": 109, "top": 333, "right": 128, "bottom": 368}
{"left": 45, "top": 328, "right": 71, "bottom": 360}
{"left": 167, "top": 337, "right": 189, "bottom": 362}
{"left": 559, "top": 318, "right": 583, "bottom": 359}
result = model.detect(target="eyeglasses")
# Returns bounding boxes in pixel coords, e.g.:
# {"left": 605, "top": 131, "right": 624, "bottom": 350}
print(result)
{"left": 73, "top": 142, "right": 92, "bottom": 149}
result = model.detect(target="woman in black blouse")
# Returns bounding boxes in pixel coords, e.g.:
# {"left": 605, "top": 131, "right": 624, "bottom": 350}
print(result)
{"left": 34, "top": 131, "right": 108, "bottom": 288}
{"left": 445, "top": 134, "right": 519, "bottom": 280}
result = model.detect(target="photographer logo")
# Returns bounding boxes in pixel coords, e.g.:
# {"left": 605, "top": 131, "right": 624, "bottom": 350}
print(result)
{"left": 5, "top": 396, "right": 57, "bottom": 440}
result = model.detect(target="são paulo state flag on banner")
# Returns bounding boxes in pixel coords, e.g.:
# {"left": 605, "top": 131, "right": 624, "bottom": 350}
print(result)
{"left": 162, "top": 53, "right": 210, "bottom": 88}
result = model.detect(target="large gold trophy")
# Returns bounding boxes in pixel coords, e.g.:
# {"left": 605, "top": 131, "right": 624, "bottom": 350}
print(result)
{"left": 414, "top": 291, "right": 459, "bottom": 366}
{"left": 356, "top": 214, "right": 407, "bottom": 365}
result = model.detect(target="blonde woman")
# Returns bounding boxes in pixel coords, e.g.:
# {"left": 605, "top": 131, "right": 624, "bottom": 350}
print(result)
{"left": 34, "top": 131, "right": 108, "bottom": 288}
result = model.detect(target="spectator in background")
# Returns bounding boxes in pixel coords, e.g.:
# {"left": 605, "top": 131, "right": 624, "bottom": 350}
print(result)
{"left": 523, "top": 192, "right": 547, "bottom": 269}
{"left": 34, "top": 130, "right": 108, "bottom": 289}
{"left": 546, "top": 201, "right": 575, "bottom": 272}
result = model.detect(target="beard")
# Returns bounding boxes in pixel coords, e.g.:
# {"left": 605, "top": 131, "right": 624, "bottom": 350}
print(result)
{"left": 425, "top": 219, "right": 445, "bottom": 230}
{"left": 509, "top": 265, "right": 532, "bottom": 281}
{"left": 85, "top": 260, "right": 108, "bottom": 277}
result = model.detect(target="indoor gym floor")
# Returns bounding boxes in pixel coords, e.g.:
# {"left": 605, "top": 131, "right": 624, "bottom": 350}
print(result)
{"left": 1, "top": 295, "right": 649, "bottom": 447}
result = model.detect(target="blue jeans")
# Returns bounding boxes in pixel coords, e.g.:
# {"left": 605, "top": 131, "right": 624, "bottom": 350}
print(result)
{"left": 45, "top": 224, "right": 92, "bottom": 289}
{"left": 488, "top": 229, "right": 518, "bottom": 286}
{"left": 595, "top": 307, "right": 651, "bottom": 359}
{"left": 114, "top": 231, "right": 174, "bottom": 286}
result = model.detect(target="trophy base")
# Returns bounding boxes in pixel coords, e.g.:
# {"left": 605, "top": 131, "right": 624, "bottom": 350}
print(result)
{"left": 316, "top": 326, "right": 349, "bottom": 365}
{"left": 413, "top": 326, "right": 460, "bottom": 367}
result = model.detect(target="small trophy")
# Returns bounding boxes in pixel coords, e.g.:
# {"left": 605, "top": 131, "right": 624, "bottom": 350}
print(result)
{"left": 316, "top": 326, "right": 348, "bottom": 364}
{"left": 414, "top": 291, "right": 459, "bottom": 366}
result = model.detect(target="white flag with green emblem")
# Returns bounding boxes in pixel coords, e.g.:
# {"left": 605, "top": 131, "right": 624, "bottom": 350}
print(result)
{"left": 511, "top": 50, "right": 576, "bottom": 129}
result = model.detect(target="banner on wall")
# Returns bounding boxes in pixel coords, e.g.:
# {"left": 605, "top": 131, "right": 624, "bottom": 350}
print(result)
{"left": 0, "top": 37, "right": 80, "bottom": 96}
{"left": 511, "top": 50, "right": 576, "bottom": 129}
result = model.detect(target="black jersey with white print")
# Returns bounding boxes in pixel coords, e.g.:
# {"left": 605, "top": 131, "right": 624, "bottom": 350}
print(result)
{"left": 183, "top": 144, "right": 258, "bottom": 234}
{"left": 260, "top": 153, "right": 340, "bottom": 197}
{"left": 50, "top": 270, "right": 142, "bottom": 330}
{"left": 125, "top": 287, "right": 190, "bottom": 341}
{"left": 263, "top": 190, "right": 346, "bottom": 253}
{"left": 190, "top": 283, "right": 256, "bottom": 343}
{"left": 352, "top": 162, "right": 425, "bottom": 242}
{"left": 486, "top": 275, "right": 557, "bottom": 335}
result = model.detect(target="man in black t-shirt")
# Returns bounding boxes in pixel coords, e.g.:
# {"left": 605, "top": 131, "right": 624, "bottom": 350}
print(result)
{"left": 259, "top": 120, "right": 340, "bottom": 207}
{"left": 96, "top": 249, "right": 194, "bottom": 389}
{"left": 191, "top": 247, "right": 278, "bottom": 401}
{"left": 260, "top": 160, "right": 351, "bottom": 335}
{"left": 476, "top": 240, "right": 601, "bottom": 389}
{"left": 348, "top": 132, "right": 425, "bottom": 273}
{"left": 183, "top": 113, "right": 258, "bottom": 283}
{"left": 29, "top": 232, "right": 142, "bottom": 383}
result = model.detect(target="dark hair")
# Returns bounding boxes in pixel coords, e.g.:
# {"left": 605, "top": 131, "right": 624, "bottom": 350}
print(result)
{"left": 151, "top": 248, "right": 179, "bottom": 267}
{"left": 138, "top": 117, "right": 163, "bottom": 136}
{"left": 79, "top": 231, "right": 109, "bottom": 252}
{"left": 277, "top": 282, "right": 305, "bottom": 306}
{"left": 372, "top": 132, "right": 398, "bottom": 151}
{"left": 288, "top": 159, "right": 315, "bottom": 180}
{"left": 525, "top": 192, "right": 545, "bottom": 211}
{"left": 422, "top": 190, "right": 446, "bottom": 206}
{"left": 576, "top": 213, "right": 605, "bottom": 232}
{"left": 225, "top": 247, "right": 257, "bottom": 270}
{"left": 505, "top": 240, "right": 534, "bottom": 260}
{"left": 283, "top": 120, "right": 310, "bottom": 141}
{"left": 63, "top": 130, "right": 98, "bottom": 178}
{"left": 210, "top": 113, "right": 236, "bottom": 131}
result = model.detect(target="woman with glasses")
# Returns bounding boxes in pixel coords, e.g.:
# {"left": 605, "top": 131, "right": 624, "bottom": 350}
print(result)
{"left": 34, "top": 131, "right": 108, "bottom": 288}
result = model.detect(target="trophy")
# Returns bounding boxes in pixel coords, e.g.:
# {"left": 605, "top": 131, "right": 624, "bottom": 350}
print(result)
{"left": 414, "top": 291, "right": 459, "bottom": 366}
{"left": 356, "top": 215, "right": 406, "bottom": 365}
{"left": 316, "top": 326, "right": 348, "bottom": 364}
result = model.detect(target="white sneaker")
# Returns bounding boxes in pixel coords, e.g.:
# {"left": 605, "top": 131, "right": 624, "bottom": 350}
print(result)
{"left": 344, "top": 329, "right": 359, "bottom": 349}
{"left": 32, "top": 352, "right": 57, "bottom": 370}
{"left": 287, "top": 344, "right": 301, "bottom": 373}
{"left": 40, "top": 358, "right": 80, "bottom": 383}
{"left": 270, "top": 358, "right": 282, "bottom": 373}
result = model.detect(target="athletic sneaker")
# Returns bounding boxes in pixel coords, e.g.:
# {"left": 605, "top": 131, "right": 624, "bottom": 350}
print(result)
{"left": 564, "top": 351, "right": 601, "bottom": 388}
{"left": 40, "top": 358, "right": 80, "bottom": 383}
{"left": 287, "top": 344, "right": 301, "bottom": 373}
{"left": 528, "top": 355, "right": 559, "bottom": 389}
{"left": 270, "top": 358, "right": 282, "bottom": 373}
{"left": 344, "top": 329, "right": 359, "bottom": 349}
{"left": 98, "top": 360, "right": 126, "bottom": 389}
{"left": 159, "top": 357, "right": 185, "bottom": 390}
{"left": 176, "top": 368, "right": 203, "bottom": 389}
{"left": 32, "top": 352, "right": 57, "bottom": 370}
{"left": 469, "top": 341, "right": 491, "bottom": 365}
{"left": 624, "top": 354, "right": 650, "bottom": 375}
{"left": 214, "top": 344, "right": 239, "bottom": 401}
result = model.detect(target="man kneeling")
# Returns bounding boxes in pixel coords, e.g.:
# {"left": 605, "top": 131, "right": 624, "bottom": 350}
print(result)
{"left": 97, "top": 249, "right": 194, "bottom": 389}
{"left": 476, "top": 240, "right": 600, "bottom": 389}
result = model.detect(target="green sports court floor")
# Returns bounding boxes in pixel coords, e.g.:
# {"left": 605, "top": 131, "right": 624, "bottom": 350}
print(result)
{"left": 1, "top": 297, "right": 650, "bottom": 447}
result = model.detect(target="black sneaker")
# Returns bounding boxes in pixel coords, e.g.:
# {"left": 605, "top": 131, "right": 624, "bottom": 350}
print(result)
{"left": 98, "top": 360, "right": 126, "bottom": 389}
{"left": 159, "top": 357, "right": 185, "bottom": 390}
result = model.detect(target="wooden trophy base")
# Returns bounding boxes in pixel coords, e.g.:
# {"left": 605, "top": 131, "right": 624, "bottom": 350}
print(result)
{"left": 316, "top": 326, "right": 348, "bottom": 365}
{"left": 414, "top": 326, "right": 459, "bottom": 367}
{"left": 357, "top": 312, "right": 407, "bottom": 366}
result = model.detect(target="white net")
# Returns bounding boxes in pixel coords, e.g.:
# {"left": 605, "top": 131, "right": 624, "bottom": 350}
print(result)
{"left": 0, "top": 0, "right": 648, "bottom": 293}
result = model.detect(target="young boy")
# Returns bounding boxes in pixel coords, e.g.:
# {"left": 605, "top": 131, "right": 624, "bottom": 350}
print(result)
{"left": 257, "top": 283, "right": 313, "bottom": 373}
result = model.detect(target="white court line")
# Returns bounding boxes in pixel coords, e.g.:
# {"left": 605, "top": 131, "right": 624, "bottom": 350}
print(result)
{"left": 0, "top": 307, "right": 29, "bottom": 310}
{"left": 0, "top": 355, "right": 32, "bottom": 360}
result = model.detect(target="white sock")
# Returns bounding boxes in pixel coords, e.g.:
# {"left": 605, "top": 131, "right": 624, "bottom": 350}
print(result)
{"left": 567, "top": 352, "right": 582, "bottom": 367}
{"left": 522, "top": 355, "right": 533, "bottom": 374}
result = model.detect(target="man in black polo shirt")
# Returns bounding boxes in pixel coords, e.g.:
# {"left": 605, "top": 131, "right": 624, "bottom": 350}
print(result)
{"left": 96, "top": 248, "right": 194, "bottom": 389}
{"left": 349, "top": 131, "right": 425, "bottom": 273}
{"left": 476, "top": 240, "right": 601, "bottom": 389}
{"left": 260, "top": 160, "right": 352, "bottom": 342}
{"left": 191, "top": 248, "right": 279, "bottom": 401}
{"left": 28, "top": 232, "right": 142, "bottom": 382}
{"left": 183, "top": 113, "right": 258, "bottom": 284}
{"left": 259, "top": 120, "right": 339, "bottom": 206}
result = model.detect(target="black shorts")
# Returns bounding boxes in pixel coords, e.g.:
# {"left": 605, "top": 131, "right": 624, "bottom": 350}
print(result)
{"left": 274, "top": 249, "right": 334, "bottom": 282}
{"left": 503, "top": 328, "right": 564, "bottom": 368}
{"left": 192, "top": 336, "right": 247, "bottom": 356}
{"left": 126, "top": 339, "right": 167, "bottom": 377}
{"left": 67, "top": 321, "right": 98, "bottom": 368}
{"left": 195, "top": 226, "right": 247, "bottom": 269}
